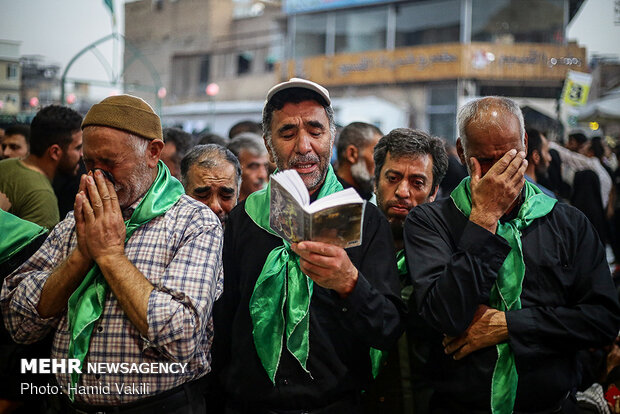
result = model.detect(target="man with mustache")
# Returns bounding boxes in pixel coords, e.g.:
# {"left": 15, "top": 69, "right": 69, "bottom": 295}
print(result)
{"left": 0, "top": 105, "right": 83, "bottom": 229}
{"left": 181, "top": 143, "right": 241, "bottom": 225}
{"left": 227, "top": 132, "right": 270, "bottom": 201}
{"left": 367, "top": 128, "right": 448, "bottom": 413}
{"left": 213, "top": 78, "right": 404, "bottom": 412}
{"left": 404, "top": 96, "right": 620, "bottom": 413}
{"left": 375, "top": 128, "right": 448, "bottom": 254}
{"left": 335, "top": 122, "right": 383, "bottom": 200}
{"left": 1, "top": 95, "right": 223, "bottom": 412}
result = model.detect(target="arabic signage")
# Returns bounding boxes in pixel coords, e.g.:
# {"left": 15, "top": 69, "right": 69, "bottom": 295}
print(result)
{"left": 283, "top": 42, "right": 586, "bottom": 86}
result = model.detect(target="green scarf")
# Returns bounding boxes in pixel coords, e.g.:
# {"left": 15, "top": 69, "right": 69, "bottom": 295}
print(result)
{"left": 450, "top": 177, "right": 556, "bottom": 414}
{"left": 66, "top": 161, "right": 184, "bottom": 399}
{"left": 0, "top": 210, "right": 47, "bottom": 264}
{"left": 396, "top": 249, "right": 408, "bottom": 276}
{"left": 246, "top": 165, "right": 342, "bottom": 384}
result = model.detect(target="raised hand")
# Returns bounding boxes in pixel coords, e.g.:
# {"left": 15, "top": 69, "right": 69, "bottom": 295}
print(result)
{"left": 469, "top": 149, "right": 527, "bottom": 233}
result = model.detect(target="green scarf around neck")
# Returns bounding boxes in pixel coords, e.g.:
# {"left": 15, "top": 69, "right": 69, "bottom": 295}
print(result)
{"left": 0, "top": 210, "right": 47, "bottom": 264}
{"left": 245, "top": 165, "right": 343, "bottom": 384}
{"left": 450, "top": 177, "right": 556, "bottom": 414}
{"left": 66, "top": 161, "right": 184, "bottom": 399}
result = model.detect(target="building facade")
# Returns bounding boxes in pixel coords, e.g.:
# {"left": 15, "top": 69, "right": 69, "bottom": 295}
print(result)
{"left": 124, "top": 0, "right": 284, "bottom": 106}
{"left": 0, "top": 40, "right": 22, "bottom": 114}
{"left": 124, "top": 0, "right": 587, "bottom": 140}
{"left": 282, "top": 0, "right": 586, "bottom": 142}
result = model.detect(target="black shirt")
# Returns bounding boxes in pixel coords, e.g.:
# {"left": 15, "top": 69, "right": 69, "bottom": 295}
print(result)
{"left": 403, "top": 198, "right": 620, "bottom": 412}
{"left": 213, "top": 199, "right": 405, "bottom": 410}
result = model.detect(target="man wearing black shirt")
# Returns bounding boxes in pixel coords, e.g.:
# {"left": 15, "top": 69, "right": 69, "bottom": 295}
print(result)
{"left": 404, "top": 96, "right": 620, "bottom": 413}
{"left": 213, "top": 78, "right": 404, "bottom": 413}
{"left": 334, "top": 122, "right": 383, "bottom": 201}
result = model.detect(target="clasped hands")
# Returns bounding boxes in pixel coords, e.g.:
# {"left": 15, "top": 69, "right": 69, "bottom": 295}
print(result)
{"left": 290, "top": 241, "right": 358, "bottom": 298}
{"left": 73, "top": 170, "right": 126, "bottom": 264}
{"left": 443, "top": 304, "right": 509, "bottom": 360}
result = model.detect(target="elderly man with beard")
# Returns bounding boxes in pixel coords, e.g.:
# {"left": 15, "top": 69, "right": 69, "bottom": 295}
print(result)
{"left": 1, "top": 95, "right": 223, "bottom": 413}
{"left": 403, "top": 96, "right": 620, "bottom": 413}
{"left": 335, "top": 122, "right": 382, "bottom": 200}
{"left": 212, "top": 78, "right": 404, "bottom": 413}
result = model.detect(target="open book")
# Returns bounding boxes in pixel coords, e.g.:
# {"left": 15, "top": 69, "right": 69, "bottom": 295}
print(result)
{"left": 269, "top": 170, "right": 366, "bottom": 248}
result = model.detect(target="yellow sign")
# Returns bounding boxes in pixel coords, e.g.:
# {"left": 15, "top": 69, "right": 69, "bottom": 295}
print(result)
{"left": 562, "top": 70, "right": 592, "bottom": 107}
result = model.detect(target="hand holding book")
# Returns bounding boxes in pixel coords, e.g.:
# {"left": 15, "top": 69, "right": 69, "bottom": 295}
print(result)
{"left": 269, "top": 170, "right": 366, "bottom": 248}
{"left": 291, "top": 241, "right": 359, "bottom": 298}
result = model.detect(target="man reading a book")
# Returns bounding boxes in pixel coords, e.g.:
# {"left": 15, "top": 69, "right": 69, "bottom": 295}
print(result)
{"left": 403, "top": 96, "right": 620, "bottom": 413}
{"left": 213, "top": 78, "right": 405, "bottom": 412}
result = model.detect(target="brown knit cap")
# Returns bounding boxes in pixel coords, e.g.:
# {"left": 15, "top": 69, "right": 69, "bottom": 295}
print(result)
{"left": 81, "top": 94, "right": 162, "bottom": 141}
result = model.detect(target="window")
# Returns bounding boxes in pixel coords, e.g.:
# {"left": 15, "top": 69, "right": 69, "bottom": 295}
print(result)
{"left": 6, "top": 64, "right": 18, "bottom": 80}
{"left": 395, "top": 0, "right": 460, "bottom": 47}
{"left": 334, "top": 7, "right": 387, "bottom": 54}
{"left": 427, "top": 84, "right": 457, "bottom": 143}
{"left": 294, "top": 14, "right": 327, "bottom": 58}
{"left": 171, "top": 55, "right": 196, "bottom": 97}
{"left": 199, "top": 55, "right": 210, "bottom": 84}
{"left": 472, "top": 0, "right": 566, "bottom": 44}
{"left": 152, "top": 0, "right": 163, "bottom": 11}
{"left": 237, "top": 52, "right": 253, "bottom": 75}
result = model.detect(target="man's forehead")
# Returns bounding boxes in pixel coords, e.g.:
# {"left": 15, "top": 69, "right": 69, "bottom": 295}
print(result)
{"left": 239, "top": 148, "right": 267, "bottom": 160}
{"left": 3, "top": 134, "right": 26, "bottom": 143}
{"left": 192, "top": 161, "right": 236, "bottom": 181}
{"left": 384, "top": 151, "right": 433, "bottom": 175}
{"left": 465, "top": 112, "right": 521, "bottom": 145}
{"left": 273, "top": 100, "right": 328, "bottom": 123}
{"left": 387, "top": 151, "right": 432, "bottom": 165}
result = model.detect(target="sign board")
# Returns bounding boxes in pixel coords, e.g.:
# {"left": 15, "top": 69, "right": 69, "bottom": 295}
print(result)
{"left": 561, "top": 70, "right": 592, "bottom": 107}
{"left": 284, "top": 42, "right": 586, "bottom": 86}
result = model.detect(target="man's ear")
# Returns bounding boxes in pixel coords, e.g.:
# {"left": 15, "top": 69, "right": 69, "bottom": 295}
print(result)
{"left": 263, "top": 135, "right": 275, "bottom": 163}
{"left": 428, "top": 184, "right": 439, "bottom": 203}
{"left": 345, "top": 145, "right": 359, "bottom": 165}
{"left": 532, "top": 149, "right": 541, "bottom": 166}
{"left": 523, "top": 131, "right": 529, "bottom": 155}
{"left": 456, "top": 138, "right": 466, "bottom": 165}
{"left": 147, "top": 139, "right": 165, "bottom": 168}
{"left": 48, "top": 144, "right": 63, "bottom": 162}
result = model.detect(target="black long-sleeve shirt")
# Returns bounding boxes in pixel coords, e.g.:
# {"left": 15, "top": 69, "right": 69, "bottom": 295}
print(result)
{"left": 213, "top": 199, "right": 405, "bottom": 410}
{"left": 404, "top": 198, "right": 620, "bottom": 412}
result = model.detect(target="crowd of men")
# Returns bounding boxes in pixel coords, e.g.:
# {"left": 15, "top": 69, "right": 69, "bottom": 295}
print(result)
{"left": 0, "top": 78, "right": 619, "bottom": 414}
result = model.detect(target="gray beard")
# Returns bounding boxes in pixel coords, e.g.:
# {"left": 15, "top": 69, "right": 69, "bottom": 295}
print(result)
{"left": 350, "top": 158, "right": 374, "bottom": 195}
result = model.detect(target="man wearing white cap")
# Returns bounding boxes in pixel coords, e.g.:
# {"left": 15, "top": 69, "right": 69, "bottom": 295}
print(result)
{"left": 213, "top": 79, "right": 404, "bottom": 412}
{"left": 2, "top": 95, "right": 223, "bottom": 413}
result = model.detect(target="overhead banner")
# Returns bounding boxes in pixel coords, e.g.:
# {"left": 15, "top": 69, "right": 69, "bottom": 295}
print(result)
{"left": 561, "top": 70, "right": 592, "bottom": 107}
{"left": 283, "top": 43, "right": 586, "bottom": 87}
